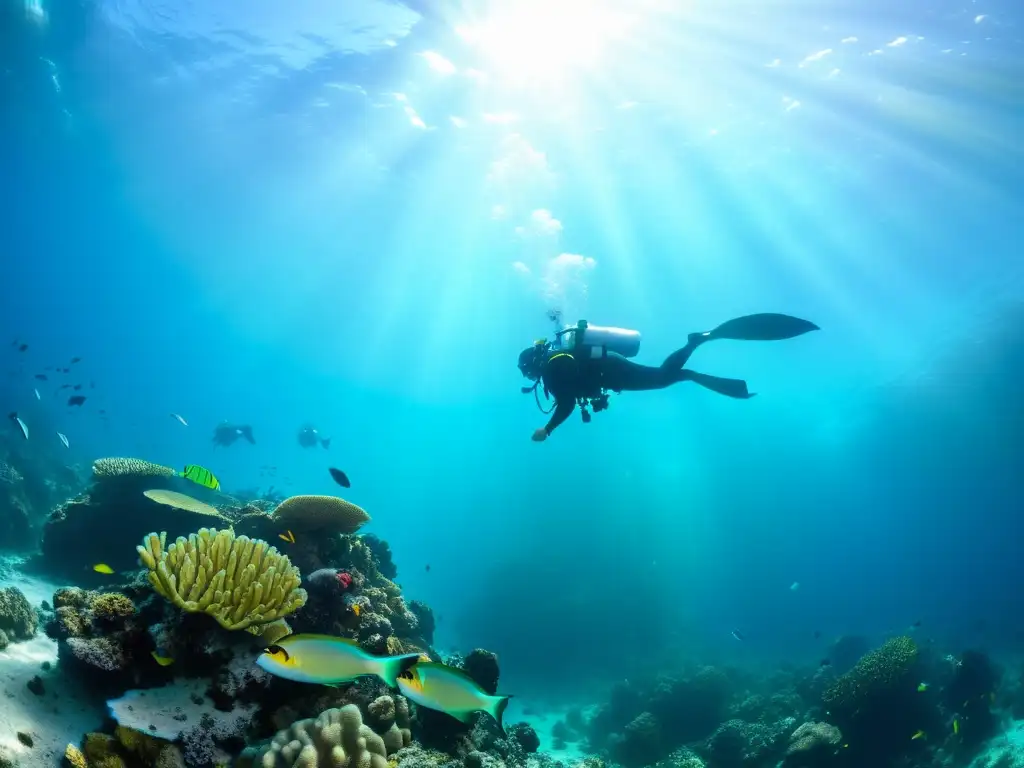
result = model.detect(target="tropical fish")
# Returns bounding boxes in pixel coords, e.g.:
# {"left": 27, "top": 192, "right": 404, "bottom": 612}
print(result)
{"left": 328, "top": 467, "right": 351, "bottom": 489}
{"left": 68, "top": 395, "right": 86, "bottom": 406}
{"left": 8, "top": 412, "right": 28, "bottom": 440}
{"left": 917, "top": 682, "right": 929, "bottom": 692}
{"left": 151, "top": 652, "right": 174, "bottom": 666}
{"left": 278, "top": 530, "right": 296, "bottom": 544}
{"left": 34, "top": 373, "right": 47, "bottom": 381}
{"left": 33, "top": 388, "right": 40, "bottom": 400}
{"left": 351, "top": 604, "right": 361, "bottom": 617}
{"left": 57, "top": 432, "right": 69, "bottom": 448}
{"left": 953, "top": 719, "right": 959, "bottom": 736}
{"left": 397, "top": 662, "right": 510, "bottom": 732}
{"left": 911, "top": 730, "right": 926, "bottom": 740}
{"left": 731, "top": 629, "right": 745, "bottom": 641}
{"left": 255, "top": 634, "right": 420, "bottom": 687}
{"left": 17, "top": 343, "right": 27, "bottom": 352}
{"left": 170, "top": 413, "right": 188, "bottom": 427}
{"left": 426, "top": 564, "right": 431, "bottom": 573}
{"left": 180, "top": 464, "right": 220, "bottom": 491}
{"left": 93, "top": 563, "right": 114, "bottom": 574}
{"left": 70, "top": 357, "right": 81, "bottom": 363}
{"left": 73, "top": 384, "right": 82, "bottom": 391}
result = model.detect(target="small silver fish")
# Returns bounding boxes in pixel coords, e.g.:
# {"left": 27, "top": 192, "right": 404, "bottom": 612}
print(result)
{"left": 34, "top": 388, "right": 40, "bottom": 400}
{"left": 8, "top": 412, "right": 28, "bottom": 440}
{"left": 170, "top": 413, "right": 188, "bottom": 427}
{"left": 57, "top": 432, "right": 69, "bottom": 448}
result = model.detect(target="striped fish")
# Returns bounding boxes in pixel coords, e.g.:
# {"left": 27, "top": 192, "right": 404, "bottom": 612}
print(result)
{"left": 181, "top": 464, "right": 220, "bottom": 491}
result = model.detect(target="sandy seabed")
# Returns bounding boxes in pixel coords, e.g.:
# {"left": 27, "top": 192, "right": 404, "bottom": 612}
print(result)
{"left": 0, "top": 569, "right": 106, "bottom": 768}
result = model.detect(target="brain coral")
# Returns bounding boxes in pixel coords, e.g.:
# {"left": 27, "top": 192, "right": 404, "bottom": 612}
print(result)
{"left": 271, "top": 495, "right": 370, "bottom": 534}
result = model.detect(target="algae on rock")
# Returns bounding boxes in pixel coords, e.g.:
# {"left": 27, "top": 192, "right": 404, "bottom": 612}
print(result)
{"left": 137, "top": 528, "right": 306, "bottom": 631}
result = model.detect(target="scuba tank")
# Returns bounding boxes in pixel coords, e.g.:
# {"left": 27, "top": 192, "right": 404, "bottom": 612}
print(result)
{"left": 557, "top": 320, "right": 641, "bottom": 358}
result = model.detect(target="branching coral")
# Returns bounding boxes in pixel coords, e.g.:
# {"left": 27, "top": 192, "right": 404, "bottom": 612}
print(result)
{"left": 239, "top": 704, "right": 389, "bottom": 768}
{"left": 137, "top": 528, "right": 307, "bottom": 631}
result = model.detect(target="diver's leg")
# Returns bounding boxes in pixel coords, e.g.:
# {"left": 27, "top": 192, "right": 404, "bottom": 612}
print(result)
{"left": 676, "top": 369, "right": 754, "bottom": 399}
{"left": 602, "top": 355, "right": 675, "bottom": 391}
{"left": 661, "top": 336, "right": 706, "bottom": 371}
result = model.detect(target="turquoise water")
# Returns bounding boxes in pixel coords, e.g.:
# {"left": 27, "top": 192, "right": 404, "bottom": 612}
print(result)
{"left": 2, "top": 0, "right": 1023, "bottom": 709}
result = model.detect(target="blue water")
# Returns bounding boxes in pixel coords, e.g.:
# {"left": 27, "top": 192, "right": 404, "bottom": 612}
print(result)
{"left": 2, "top": 0, "right": 1023, "bottom": 706}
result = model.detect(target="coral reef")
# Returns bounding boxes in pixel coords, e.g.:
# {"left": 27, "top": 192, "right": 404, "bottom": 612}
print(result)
{"left": 37, "top": 459, "right": 232, "bottom": 576}
{"left": 238, "top": 703, "right": 388, "bottom": 768}
{"left": 271, "top": 495, "right": 371, "bottom": 535}
{"left": 137, "top": 528, "right": 307, "bottom": 631}
{"left": 0, "top": 585, "right": 37, "bottom": 648}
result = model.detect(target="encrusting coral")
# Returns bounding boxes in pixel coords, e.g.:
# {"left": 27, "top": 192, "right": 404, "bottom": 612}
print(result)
{"left": 138, "top": 528, "right": 307, "bottom": 631}
{"left": 238, "top": 703, "right": 389, "bottom": 768}
{"left": 271, "top": 495, "right": 371, "bottom": 535}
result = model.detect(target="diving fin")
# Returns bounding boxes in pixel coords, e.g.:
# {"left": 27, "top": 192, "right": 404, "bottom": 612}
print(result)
{"left": 683, "top": 371, "right": 755, "bottom": 399}
{"left": 703, "top": 313, "right": 819, "bottom": 342}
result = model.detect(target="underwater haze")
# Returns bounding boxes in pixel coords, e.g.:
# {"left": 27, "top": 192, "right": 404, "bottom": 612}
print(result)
{"left": 3, "top": 0, "right": 1024, "bottom": 714}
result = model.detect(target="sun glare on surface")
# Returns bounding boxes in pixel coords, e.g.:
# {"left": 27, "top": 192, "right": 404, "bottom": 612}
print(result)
{"left": 455, "top": 0, "right": 632, "bottom": 88}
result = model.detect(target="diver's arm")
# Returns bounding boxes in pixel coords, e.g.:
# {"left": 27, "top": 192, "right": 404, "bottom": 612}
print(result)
{"left": 544, "top": 399, "right": 576, "bottom": 436}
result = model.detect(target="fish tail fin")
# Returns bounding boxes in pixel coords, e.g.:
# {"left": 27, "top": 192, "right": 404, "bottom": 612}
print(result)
{"left": 321, "top": 437, "right": 331, "bottom": 449}
{"left": 489, "top": 695, "right": 512, "bottom": 735}
{"left": 375, "top": 653, "right": 421, "bottom": 687}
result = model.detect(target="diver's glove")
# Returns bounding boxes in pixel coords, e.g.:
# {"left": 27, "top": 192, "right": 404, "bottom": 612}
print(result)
{"left": 532, "top": 428, "right": 548, "bottom": 442}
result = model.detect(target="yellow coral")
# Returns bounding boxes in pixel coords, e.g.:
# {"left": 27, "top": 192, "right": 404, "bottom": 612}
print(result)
{"left": 65, "top": 744, "right": 88, "bottom": 768}
{"left": 114, "top": 725, "right": 164, "bottom": 763}
{"left": 271, "top": 495, "right": 370, "bottom": 534}
{"left": 92, "top": 458, "right": 176, "bottom": 479}
{"left": 246, "top": 618, "right": 292, "bottom": 644}
{"left": 137, "top": 528, "right": 307, "bottom": 631}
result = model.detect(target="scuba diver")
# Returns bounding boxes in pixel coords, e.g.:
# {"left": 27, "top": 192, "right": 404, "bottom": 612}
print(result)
{"left": 518, "top": 312, "right": 819, "bottom": 441}
{"left": 211, "top": 421, "right": 255, "bottom": 447}
{"left": 297, "top": 424, "right": 331, "bottom": 449}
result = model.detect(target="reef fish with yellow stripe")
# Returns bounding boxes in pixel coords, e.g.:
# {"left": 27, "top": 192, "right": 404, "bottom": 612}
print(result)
{"left": 397, "top": 662, "right": 511, "bottom": 733}
{"left": 256, "top": 634, "right": 421, "bottom": 687}
{"left": 180, "top": 464, "right": 220, "bottom": 490}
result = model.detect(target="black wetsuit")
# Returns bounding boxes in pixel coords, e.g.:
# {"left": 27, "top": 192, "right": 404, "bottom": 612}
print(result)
{"left": 541, "top": 336, "right": 751, "bottom": 436}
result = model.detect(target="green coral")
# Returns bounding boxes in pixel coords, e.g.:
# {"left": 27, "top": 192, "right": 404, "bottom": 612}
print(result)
{"left": 823, "top": 636, "right": 918, "bottom": 711}
{"left": 92, "top": 458, "right": 176, "bottom": 479}
{"left": 238, "top": 704, "right": 388, "bottom": 768}
{"left": 137, "top": 528, "right": 307, "bottom": 631}
{"left": 0, "top": 586, "right": 37, "bottom": 644}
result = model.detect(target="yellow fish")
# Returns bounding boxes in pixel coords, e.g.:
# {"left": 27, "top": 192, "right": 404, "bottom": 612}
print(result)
{"left": 278, "top": 530, "right": 296, "bottom": 544}
{"left": 397, "top": 662, "right": 510, "bottom": 733}
{"left": 953, "top": 719, "right": 959, "bottom": 735}
{"left": 93, "top": 563, "right": 114, "bottom": 574}
{"left": 911, "top": 730, "right": 926, "bottom": 741}
{"left": 917, "top": 682, "right": 929, "bottom": 692}
{"left": 256, "top": 634, "right": 420, "bottom": 687}
{"left": 151, "top": 652, "right": 174, "bottom": 666}
{"left": 351, "top": 604, "right": 361, "bottom": 617}
{"left": 180, "top": 464, "right": 220, "bottom": 491}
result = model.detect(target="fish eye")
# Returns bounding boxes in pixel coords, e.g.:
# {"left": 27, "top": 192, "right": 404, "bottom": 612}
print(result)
{"left": 265, "top": 645, "right": 290, "bottom": 662}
